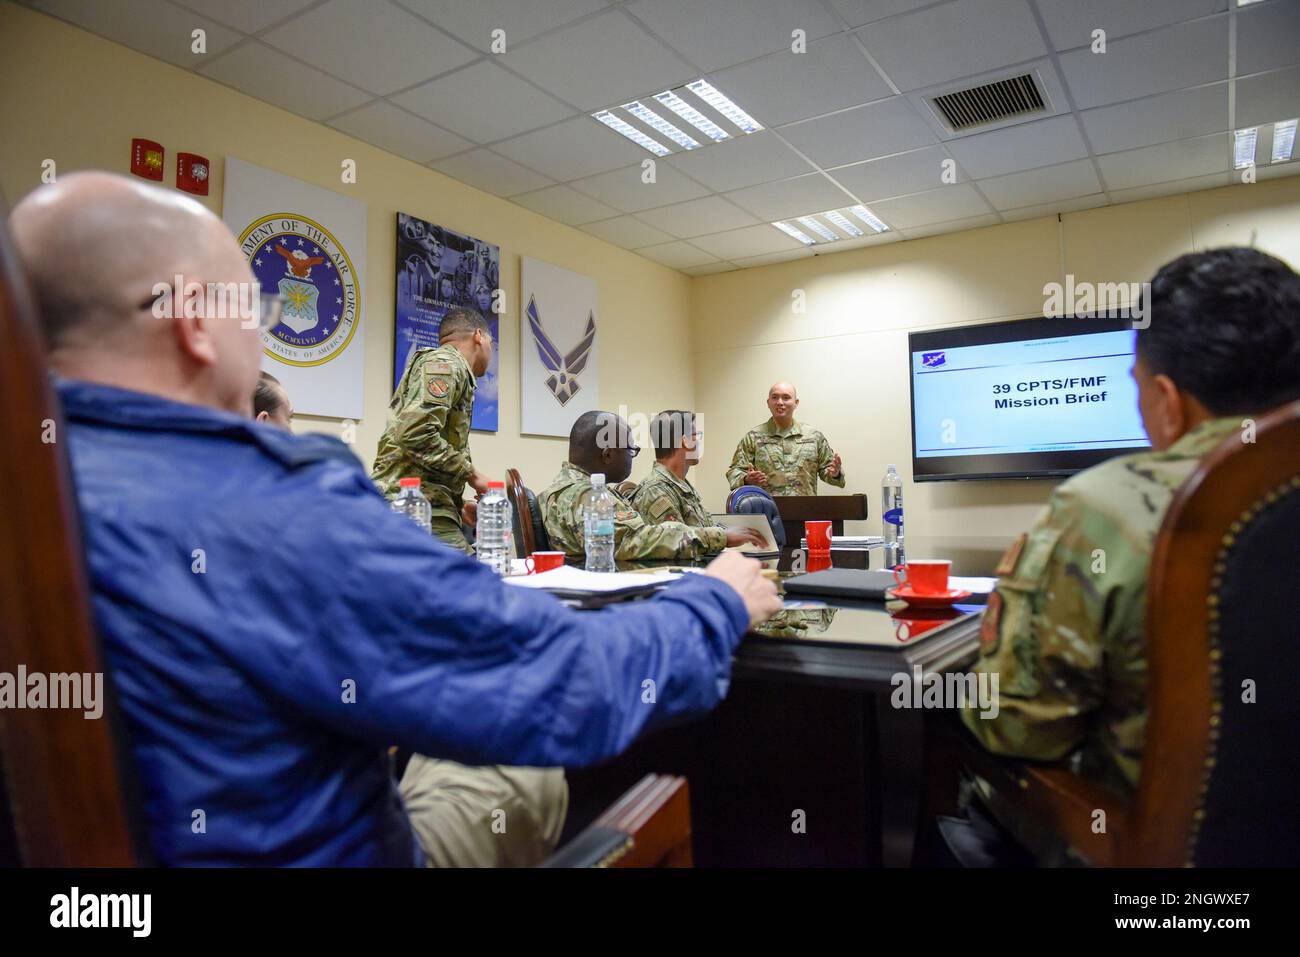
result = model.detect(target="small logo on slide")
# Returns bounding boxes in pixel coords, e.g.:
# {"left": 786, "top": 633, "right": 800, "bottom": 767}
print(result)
{"left": 921, "top": 351, "right": 946, "bottom": 368}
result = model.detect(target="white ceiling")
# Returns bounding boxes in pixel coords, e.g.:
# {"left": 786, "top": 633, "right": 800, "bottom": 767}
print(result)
{"left": 23, "top": 0, "right": 1300, "bottom": 275}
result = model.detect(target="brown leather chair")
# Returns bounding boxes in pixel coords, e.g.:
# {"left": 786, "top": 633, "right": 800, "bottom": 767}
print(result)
{"left": 541, "top": 774, "right": 693, "bottom": 868}
{"left": 960, "top": 400, "right": 1300, "bottom": 866}
{"left": 0, "top": 211, "right": 147, "bottom": 866}
{"left": 506, "top": 467, "right": 551, "bottom": 557}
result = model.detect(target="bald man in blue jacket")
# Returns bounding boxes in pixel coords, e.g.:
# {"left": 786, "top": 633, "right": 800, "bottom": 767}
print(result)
{"left": 11, "top": 172, "right": 780, "bottom": 866}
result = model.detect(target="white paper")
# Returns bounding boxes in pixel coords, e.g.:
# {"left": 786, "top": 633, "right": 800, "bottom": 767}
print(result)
{"left": 503, "top": 566, "right": 680, "bottom": 593}
{"left": 950, "top": 576, "right": 998, "bottom": 593}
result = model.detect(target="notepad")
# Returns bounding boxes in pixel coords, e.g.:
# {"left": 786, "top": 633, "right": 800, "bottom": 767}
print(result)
{"left": 503, "top": 565, "right": 681, "bottom": 598}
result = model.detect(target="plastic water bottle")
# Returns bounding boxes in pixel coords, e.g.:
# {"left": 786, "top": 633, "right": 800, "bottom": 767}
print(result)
{"left": 581, "top": 472, "right": 616, "bottom": 573}
{"left": 392, "top": 477, "right": 432, "bottom": 533}
{"left": 882, "top": 464, "right": 905, "bottom": 569}
{"left": 476, "top": 481, "right": 513, "bottom": 575}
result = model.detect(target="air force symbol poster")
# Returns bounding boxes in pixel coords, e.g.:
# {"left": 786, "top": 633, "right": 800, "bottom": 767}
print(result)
{"left": 393, "top": 213, "right": 500, "bottom": 432}
{"left": 521, "top": 257, "right": 599, "bottom": 437}
{"left": 222, "top": 157, "right": 366, "bottom": 419}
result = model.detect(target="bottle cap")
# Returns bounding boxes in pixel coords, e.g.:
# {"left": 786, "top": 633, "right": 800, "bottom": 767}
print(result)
{"left": 591, "top": 472, "right": 605, "bottom": 485}
{"left": 398, "top": 477, "right": 421, "bottom": 488}
{"left": 488, "top": 481, "right": 504, "bottom": 489}
{"left": 887, "top": 464, "right": 897, "bottom": 471}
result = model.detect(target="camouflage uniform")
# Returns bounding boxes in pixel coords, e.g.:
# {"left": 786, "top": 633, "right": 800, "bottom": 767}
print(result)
{"left": 539, "top": 461, "right": 727, "bottom": 562}
{"left": 631, "top": 461, "right": 719, "bottom": 528}
{"left": 727, "top": 418, "right": 844, "bottom": 496}
{"left": 371, "top": 344, "right": 475, "bottom": 552}
{"left": 962, "top": 416, "right": 1242, "bottom": 798}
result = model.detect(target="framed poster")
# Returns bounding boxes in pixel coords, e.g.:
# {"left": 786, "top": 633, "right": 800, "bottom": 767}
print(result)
{"left": 393, "top": 213, "right": 499, "bottom": 432}
{"left": 520, "top": 257, "right": 599, "bottom": 437}
{"left": 224, "top": 157, "right": 366, "bottom": 419}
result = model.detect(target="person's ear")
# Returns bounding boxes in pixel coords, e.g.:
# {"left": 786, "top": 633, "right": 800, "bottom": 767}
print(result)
{"left": 255, "top": 410, "right": 270, "bottom": 423}
{"left": 173, "top": 310, "right": 219, "bottom": 367}
{"left": 1151, "top": 373, "right": 1186, "bottom": 446}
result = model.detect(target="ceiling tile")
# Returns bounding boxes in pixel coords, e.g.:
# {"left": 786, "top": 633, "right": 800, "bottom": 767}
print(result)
{"left": 429, "top": 148, "right": 554, "bottom": 196}
{"left": 1035, "top": 0, "right": 1226, "bottom": 52}
{"left": 394, "top": 0, "right": 610, "bottom": 54}
{"left": 1236, "top": 0, "right": 1300, "bottom": 77}
{"left": 779, "top": 96, "right": 937, "bottom": 169}
{"left": 999, "top": 193, "right": 1109, "bottom": 222}
{"left": 947, "top": 115, "right": 1089, "bottom": 179}
{"left": 977, "top": 158, "right": 1103, "bottom": 210}
{"left": 690, "top": 224, "right": 805, "bottom": 259}
{"left": 857, "top": 0, "right": 1047, "bottom": 93}
{"left": 624, "top": 0, "right": 841, "bottom": 73}
{"left": 1080, "top": 83, "right": 1228, "bottom": 155}
{"left": 493, "top": 115, "right": 647, "bottom": 180}
{"left": 261, "top": 0, "right": 477, "bottom": 95}
{"left": 826, "top": 0, "right": 937, "bottom": 29}
{"left": 636, "top": 195, "right": 761, "bottom": 238}
{"left": 637, "top": 241, "right": 722, "bottom": 268}
{"left": 1234, "top": 65, "right": 1300, "bottom": 129}
{"left": 568, "top": 163, "right": 709, "bottom": 213}
{"left": 500, "top": 9, "right": 695, "bottom": 111}
{"left": 580, "top": 215, "right": 675, "bottom": 249}
{"left": 901, "top": 213, "right": 1001, "bottom": 240}
{"left": 709, "top": 33, "right": 893, "bottom": 127}
{"left": 171, "top": 0, "right": 318, "bottom": 34}
{"left": 328, "top": 101, "right": 472, "bottom": 162}
{"left": 1095, "top": 132, "right": 1229, "bottom": 191}
{"left": 1108, "top": 171, "right": 1232, "bottom": 204}
{"left": 392, "top": 60, "right": 573, "bottom": 143}
{"left": 666, "top": 130, "right": 815, "bottom": 191}
{"left": 198, "top": 40, "right": 372, "bottom": 120}
{"left": 725, "top": 172, "right": 856, "bottom": 221}
{"left": 828, "top": 146, "right": 954, "bottom": 201}
{"left": 32, "top": 0, "right": 241, "bottom": 68}
{"left": 1057, "top": 15, "right": 1228, "bottom": 110}
{"left": 869, "top": 183, "right": 994, "bottom": 228}
{"left": 512, "top": 184, "right": 620, "bottom": 225}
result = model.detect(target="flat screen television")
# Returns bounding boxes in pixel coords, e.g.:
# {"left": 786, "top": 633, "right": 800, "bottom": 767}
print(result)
{"left": 908, "top": 315, "right": 1152, "bottom": 481}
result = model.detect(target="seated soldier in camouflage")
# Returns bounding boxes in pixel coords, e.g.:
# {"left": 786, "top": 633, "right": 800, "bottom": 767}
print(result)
{"left": 632, "top": 410, "right": 726, "bottom": 530}
{"left": 540, "top": 411, "right": 765, "bottom": 562}
{"left": 959, "top": 249, "right": 1300, "bottom": 859}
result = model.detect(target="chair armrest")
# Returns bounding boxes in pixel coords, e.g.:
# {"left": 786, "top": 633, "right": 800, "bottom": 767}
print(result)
{"left": 539, "top": 774, "right": 693, "bottom": 868}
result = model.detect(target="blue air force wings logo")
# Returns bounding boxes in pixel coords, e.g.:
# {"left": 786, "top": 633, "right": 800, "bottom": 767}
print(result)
{"left": 239, "top": 214, "right": 359, "bottom": 367}
{"left": 922, "top": 351, "right": 946, "bottom": 368}
{"left": 526, "top": 295, "right": 596, "bottom": 406}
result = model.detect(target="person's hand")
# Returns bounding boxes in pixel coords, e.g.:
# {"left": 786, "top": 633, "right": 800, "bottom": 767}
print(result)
{"left": 469, "top": 471, "right": 492, "bottom": 495}
{"left": 724, "top": 528, "right": 768, "bottom": 550}
{"left": 461, "top": 499, "right": 478, "bottom": 526}
{"left": 827, "top": 453, "right": 842, "bottom": 478}
{"left": 704, "top": 551, "right": 782, "bottom": 629}
{"left": 744, "top": 469, "right": 768, "bottom": 487}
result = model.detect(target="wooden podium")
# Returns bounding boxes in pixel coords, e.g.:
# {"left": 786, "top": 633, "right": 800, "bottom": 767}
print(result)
{"left": 774, "top": 493, "right": 869, "bottom": 546}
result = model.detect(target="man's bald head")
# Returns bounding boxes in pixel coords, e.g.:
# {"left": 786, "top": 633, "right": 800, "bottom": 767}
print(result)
{"left": 10, "top": 171, "right": 264, "bottom": 415}
{"left": 569, "top": 410, "right": 637, "bottom": 482}
{"left": 767, "top": 380, "right": 799, "bottom": 426}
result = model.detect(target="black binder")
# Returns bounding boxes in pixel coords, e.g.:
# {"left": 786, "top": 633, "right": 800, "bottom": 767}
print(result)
{"left": 782, "top": 568, "right": 898, "bottom": 601}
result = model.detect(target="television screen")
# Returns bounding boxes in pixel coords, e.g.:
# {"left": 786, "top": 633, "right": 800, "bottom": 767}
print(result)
{"left": 909, "top": 315, "right": 1152, "bottom": 481}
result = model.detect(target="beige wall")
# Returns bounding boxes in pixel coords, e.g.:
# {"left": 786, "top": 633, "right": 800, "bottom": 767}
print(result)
{"left": 690, "top": 175, "right": 1300, "bottom": 543}
{"left": 0, "top": 3, "right": 693, "bottom": 494}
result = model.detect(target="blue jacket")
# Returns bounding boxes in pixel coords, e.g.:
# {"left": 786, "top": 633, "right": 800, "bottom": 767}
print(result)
{"left": 57, "top": 380, "right": 749, "bottom": 866}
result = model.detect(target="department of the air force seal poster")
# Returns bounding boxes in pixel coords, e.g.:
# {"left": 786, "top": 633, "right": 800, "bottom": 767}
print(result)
{"left": 222, "top": 158, "right": 366, "bottom": 419}
{"left": 521, "top": 257, "right": 599, "bottom": 438}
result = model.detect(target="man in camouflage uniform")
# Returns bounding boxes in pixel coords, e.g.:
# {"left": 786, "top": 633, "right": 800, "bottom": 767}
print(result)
{"left": 727, "top": 381, "right": 844, "bottom": 496}
{"left": 541, "top": 411, "right": 764, "bottom": 562}
{"left": 371, "top": 307, "right": 492, "bottom": 552}
{"left": 957, "top": 248, "right": 1300, "bottom": 862}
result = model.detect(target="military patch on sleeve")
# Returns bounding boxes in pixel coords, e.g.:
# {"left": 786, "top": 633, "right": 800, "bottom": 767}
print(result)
{"left": 615, "top": 508, "right": 638, "bottom": 521}
{"left": 428, "top": 361, "right": 453, "bottom": 374}
{"left": 994, "top": 533, "right": 1028, "bottom": 577}
{"left": 426, "top": 376, "right": 450, "bottom": 398}
{"left": 979, "top": 591, "right": 1003, "bottom": 656}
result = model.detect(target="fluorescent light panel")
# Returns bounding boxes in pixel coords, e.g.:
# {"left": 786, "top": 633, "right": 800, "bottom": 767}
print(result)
{"left": 772, "top": 221, "right": 816, "bottom": 245}
{"left": 653, "top": 90, "right": 731, "bottom": 142}
{"left": 623, "top": 100, "right": 700, "bottom": 150}
{"left": 592, "top": 110, "right": 671, "bottom": 156}
{"left": 849, "top": 205, "right": 890, "bottom": 233}
{"left": 687, "top": 79, "right": 763, "bottom": 134}
{"left": 1233, "top": 127, "right": 1258, "bottom": 169}
{"left": 797, "top": 216, "right": 839, "bottom": 243}
{"left": 821, "top": 209, "right": 864, "bottom": 238}
{"left": 1272, "top": 119, "right": 1297, "bottom": 163}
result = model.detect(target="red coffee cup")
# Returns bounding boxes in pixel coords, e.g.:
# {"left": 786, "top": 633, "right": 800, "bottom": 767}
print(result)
{"left": 807, "top": 550, "right": 832, "bottom": 573}
{"left": 891, "top": 559, "right": 952, "bottom": 595}
{"left": 805, "top": 520, "right": 833, "bottom": 552}
{"left": 526, "top": 551, "right": 565, "bottom": 574}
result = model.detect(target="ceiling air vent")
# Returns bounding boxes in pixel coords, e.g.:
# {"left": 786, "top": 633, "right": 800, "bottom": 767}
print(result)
{"left": 931, "top": 73, "right": 1045, "bottom": 132}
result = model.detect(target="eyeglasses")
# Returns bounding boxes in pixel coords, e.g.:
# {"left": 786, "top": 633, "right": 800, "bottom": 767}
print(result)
{"left": 138, "top": 287, "right": 284, "bottom": 331}
{"left": 252, "top": 292, "right": 284, "bottom": 331}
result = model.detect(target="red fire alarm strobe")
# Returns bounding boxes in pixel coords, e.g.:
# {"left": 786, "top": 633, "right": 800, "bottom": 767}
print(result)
{"left": 130, "top": 138, "right": 164, "bottom": 181}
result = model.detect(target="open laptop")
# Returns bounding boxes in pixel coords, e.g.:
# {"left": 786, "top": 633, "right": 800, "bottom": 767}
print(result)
{"left": 712, "top": 513, "right": 781, "bottom": 560}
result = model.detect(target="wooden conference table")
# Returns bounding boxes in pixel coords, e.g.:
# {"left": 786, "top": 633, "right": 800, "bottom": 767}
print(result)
{"left": 560, "top": 536, "right": 1010, "bottom": 867}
